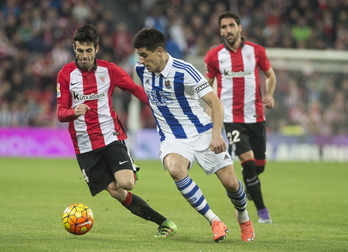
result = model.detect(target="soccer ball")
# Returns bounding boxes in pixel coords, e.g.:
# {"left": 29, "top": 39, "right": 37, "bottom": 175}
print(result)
{"left": 62, "top": 203, "right": 94, "bottom": 235}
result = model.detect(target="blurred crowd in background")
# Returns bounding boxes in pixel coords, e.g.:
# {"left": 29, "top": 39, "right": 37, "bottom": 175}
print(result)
{"left": 0, "top": 0, "right": 347, "bottom": 135}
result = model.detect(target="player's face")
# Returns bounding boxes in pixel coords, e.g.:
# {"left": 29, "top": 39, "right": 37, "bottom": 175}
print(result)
{"left": 136, "top": 47, "right": 164, "bottom": 74}
{"left": 74, "top": 41, "right": 99, "bottom": 71}
{"left": 220, "top": 17, "right": 242, "bottom": 47}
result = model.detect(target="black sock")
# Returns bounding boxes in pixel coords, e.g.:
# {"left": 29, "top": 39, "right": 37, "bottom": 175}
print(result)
{"left": 123, "top": 192, "right": 166, "bottom": 225}
{"left": 242, "top": 160, "right": 265, "bottom": 210}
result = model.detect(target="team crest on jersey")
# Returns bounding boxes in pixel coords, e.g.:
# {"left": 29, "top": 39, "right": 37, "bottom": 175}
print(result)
{"left": 56, "top": 83, "right": 61, "bottom": 98}
{"left": 246, "top": 54, "right": 252, "bottom": 62}
{"left": 100, "top": 75, "right": 106, "bottom": 83}
{"left": 165, "top": 80, "right": 171, "bottom": 89}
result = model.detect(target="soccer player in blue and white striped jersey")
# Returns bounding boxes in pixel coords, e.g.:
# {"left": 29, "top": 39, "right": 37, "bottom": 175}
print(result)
{"left": 132, "top": 27, "right": 255, "bottom": 242}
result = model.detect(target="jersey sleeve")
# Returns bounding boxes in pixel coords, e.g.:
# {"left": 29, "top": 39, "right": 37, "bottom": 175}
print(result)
{"left": 186, "top": 63, "right": 213, "bottom": 98}
{"left": 204, "top": 49, "right": 218, "bottom": 79}
{"left": 110, "top": 63, "right": 149, "bottom": 105}
{"left": 258, "top": 46, "right": 271, "bottom": 72}
{"left": 56, "top": 68, "right": 78, "bottom": 122}
{"left": 194, "top": 82, "right": 213, "bottom": 98}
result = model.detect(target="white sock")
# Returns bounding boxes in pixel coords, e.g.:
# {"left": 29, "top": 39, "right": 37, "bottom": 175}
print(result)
{"left": 237, "top": 209, "right": 250, "bottom": 223}
{"left": 204, "top": 209, "right": 220, "bottom": 224}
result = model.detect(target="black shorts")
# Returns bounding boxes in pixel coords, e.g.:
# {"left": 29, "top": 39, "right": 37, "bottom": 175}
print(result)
{"left": 224, "top": 122, "right": 266, "bottom": 160}
{"left": 76, "top": 140, "right": 135, "bottom": 196}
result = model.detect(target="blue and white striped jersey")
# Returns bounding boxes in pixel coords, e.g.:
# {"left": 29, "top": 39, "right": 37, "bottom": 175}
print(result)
{"left": 136, "top": 55, "right": 213, "bottom": 141}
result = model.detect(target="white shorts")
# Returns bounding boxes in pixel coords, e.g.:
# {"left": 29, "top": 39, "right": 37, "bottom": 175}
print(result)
{"left": 159, "top": 129, "right": 233, "bottom": 175}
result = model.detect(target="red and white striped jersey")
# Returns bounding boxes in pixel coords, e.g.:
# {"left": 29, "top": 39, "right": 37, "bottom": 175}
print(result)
{"left": 204, "top": 40, "right": 271, "bottom": 123}
{"left": 56, "top": 59, "right": 148, "bottom": 154}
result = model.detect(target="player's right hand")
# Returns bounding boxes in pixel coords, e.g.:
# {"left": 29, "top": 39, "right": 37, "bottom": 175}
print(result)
{"left": 209, "top": 134, "right": 227, "bottom": 154}
{"left": 74, "top": 104, "right": 90, "bottom": 116}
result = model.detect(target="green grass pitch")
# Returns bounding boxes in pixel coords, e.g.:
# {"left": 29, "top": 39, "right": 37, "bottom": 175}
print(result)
{"left": 0, "top": 158, "right": 347, "bottom": 252}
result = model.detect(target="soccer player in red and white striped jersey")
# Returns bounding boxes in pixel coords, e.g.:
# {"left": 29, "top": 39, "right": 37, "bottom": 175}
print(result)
{"left": 56, "top": 24, "right": 177, "bottom": 237}
{"left": 204, "top": 12, "right": 276, "bottom": 223}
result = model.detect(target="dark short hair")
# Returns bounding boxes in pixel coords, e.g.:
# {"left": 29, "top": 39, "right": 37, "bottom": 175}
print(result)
{"left": 218, "top": 11, "right": 241, "bottom": 26}
{"left": 73, "top": 24, "right": 99, "bottom": 48}
{"left": 132, "top": 27, "right": 166, "bottom": 52}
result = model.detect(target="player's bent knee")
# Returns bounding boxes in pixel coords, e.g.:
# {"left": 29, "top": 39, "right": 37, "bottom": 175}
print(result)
{"left": 241, "top": 160, "right": 257, "bottom": 178}
{"left": 114, "top": 170, "right": 135, "bottom": 190}
{"left": 118, "top": 180, "right": 135, "bottom": 191}
{"left": 218, "top": 171, "right": 240, "bottom": 191}
{"left": 224, "top": 179, "right": 240, "bottom": 192}
{"left": 106, "top": 183, "right": 128, "bottom": 201}
{"left": 168, "top": 169, "right": 187, "bottom": 181}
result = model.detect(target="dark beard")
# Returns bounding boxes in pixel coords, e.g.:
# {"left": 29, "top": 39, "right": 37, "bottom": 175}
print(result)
{"left": 77, "top": 58, "right": 91, "bottom": 70}
{"left": 225, "top": 32, "right": 239, "bottom": 47}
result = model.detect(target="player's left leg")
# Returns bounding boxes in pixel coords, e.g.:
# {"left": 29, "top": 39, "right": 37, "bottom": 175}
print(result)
{"left": 215, "top": 165, "right": 255, "bottom": 241}
{"left": 106, "top": 182, "right": 177, "bottom": 237}
{"left": 251, "top": 158, "right": 271, "bottom": 223}
{"left": 175, "top": 174, "right": 228, "bottom": 242}
{"left": 250, "top": 122, "right": 272, "bottom": 223}
{"left": 240, "top": 157, "right": 265, "bottom": 209}
{"left": 164, "top": 153, "right": 227, "bottom": 242}
{"left": 104, "top": 141, "right": 178, "bottom": 236}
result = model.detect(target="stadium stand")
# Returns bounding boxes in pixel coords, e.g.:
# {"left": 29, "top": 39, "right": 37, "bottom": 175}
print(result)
{"left": 0, "top": 0, "right": 347, "bottom": 135}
